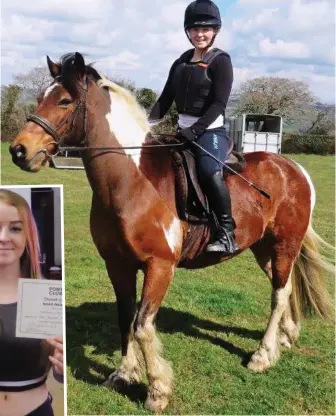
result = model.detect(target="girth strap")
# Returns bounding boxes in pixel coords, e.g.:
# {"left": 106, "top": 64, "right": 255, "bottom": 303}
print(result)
{"left": 27, "top": 114, "right": 58, "bottom": 141}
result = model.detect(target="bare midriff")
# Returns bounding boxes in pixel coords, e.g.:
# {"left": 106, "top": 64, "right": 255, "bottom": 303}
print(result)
{"left": 0, "top": 383, "right": 48, "bottom": 416}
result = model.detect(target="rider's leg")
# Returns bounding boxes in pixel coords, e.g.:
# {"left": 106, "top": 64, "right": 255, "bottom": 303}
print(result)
{"left": 205, "top": 172, "right": 239, "bottom": 253}
{"left": 195, "top": 127, "right": 239, "bottom": 254}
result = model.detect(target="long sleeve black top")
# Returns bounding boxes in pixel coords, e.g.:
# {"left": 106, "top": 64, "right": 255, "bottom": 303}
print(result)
{"left": 149, "top": 51, "right": 233, "bottom": 136}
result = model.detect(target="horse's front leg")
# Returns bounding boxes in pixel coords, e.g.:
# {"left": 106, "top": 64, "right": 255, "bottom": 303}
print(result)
{"left": 103, "top": 259, "right": 142, "bottom": 389}
{"left": 134, "top": 258, "right": 175, "bottom": 413}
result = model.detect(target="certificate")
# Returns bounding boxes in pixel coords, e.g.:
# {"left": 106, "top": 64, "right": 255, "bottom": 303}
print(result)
{"left": 16, "top": 278, "right": 63, "bottom": 339}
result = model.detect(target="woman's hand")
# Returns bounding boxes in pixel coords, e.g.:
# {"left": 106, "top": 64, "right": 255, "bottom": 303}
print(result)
{"left": 176, "top": 127, "right": 198, "bottom": 142}
{"left": 46, "top": 336, "right": 64, "bottom": 375}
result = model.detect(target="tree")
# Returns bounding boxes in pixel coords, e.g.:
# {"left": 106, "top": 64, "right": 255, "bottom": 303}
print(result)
{"left": 306, "top": 106, "right": 335, "bottom": 135}
{"left": 1, "top": 84, "right": 23, "bottom": 140}
{"left": 14, "top": 66, "right": 53, "bottom": 101}
{"left": 136, "top": 88, "right": 157, "bottom": 111}
{"left": 150, "top": 103, "right": 179, "bottom": 135}
{"left": 232, "top": 77, "right": 315, "bottom": 124}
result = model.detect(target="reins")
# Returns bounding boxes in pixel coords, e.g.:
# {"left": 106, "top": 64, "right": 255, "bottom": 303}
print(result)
{"left": 57, "top": 141, "right": 184, "bottom": 152}
{"left": 39, "top": 139, "right": 185, "bottom": 158}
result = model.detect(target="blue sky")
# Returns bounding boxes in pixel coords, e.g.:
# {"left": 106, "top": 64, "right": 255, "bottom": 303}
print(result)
{"left": 1, "top": 0, "right": 335, "bottom": 103}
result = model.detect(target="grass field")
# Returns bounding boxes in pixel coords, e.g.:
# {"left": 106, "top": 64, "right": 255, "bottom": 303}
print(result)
{"left": 1, "top": 144, "right": 335, "bottom": 415}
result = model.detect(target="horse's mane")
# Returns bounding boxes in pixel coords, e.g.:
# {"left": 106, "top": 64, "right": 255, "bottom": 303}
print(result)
{"left": 56, "top": 53, "right": 150, "bottom": 133}
{"left": 97, "top": 78, "right": 150, "bottom": 133}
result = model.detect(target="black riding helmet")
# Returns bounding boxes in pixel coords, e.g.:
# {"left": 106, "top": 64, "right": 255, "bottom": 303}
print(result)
{"left": 184, "top": 0, "right": 221, "bottom": 47}
{"left": 184, "top": 0, "right": 221, "bottom": 29}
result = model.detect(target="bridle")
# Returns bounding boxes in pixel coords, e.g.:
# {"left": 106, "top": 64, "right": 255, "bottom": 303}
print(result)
{"left": 26, "top": 76, "right": 183, "bottom": 160}
{"left": 26, "top": 76, "right": 90, "bottom": 158}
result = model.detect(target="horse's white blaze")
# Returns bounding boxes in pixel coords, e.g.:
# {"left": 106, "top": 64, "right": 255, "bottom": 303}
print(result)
{"left": 44, "top": 83, "right": 59, "bottom": 98}
{"left": 163, "top": 217, "right": 182, "bottom": 254}
{"left": 106, "top": 91, "right": 148, "bottom": 168}
{"left": 293, "top": 161, "right": 316, "bottom": 219}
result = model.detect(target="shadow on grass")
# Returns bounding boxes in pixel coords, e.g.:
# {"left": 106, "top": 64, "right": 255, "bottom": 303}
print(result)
{"left": 66, "top": 302, "right": 263, "bottom": 402}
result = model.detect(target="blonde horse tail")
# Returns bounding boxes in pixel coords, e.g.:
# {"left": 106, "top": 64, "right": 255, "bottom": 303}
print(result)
{"left": 290, "top": 224, "right": 334, "bottom": 324}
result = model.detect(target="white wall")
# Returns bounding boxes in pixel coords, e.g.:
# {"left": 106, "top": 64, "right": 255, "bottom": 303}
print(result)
{"left": 3, "top": 186, "right": 32, "bottom": 207}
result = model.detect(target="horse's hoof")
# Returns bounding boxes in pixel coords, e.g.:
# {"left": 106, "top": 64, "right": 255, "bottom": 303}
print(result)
{"left": 247, "top": 359, "right": 270, "bottom": 373}
{"left": 145, "top": 394, "right": 170, "bottom": 413}
{"left": 145, "top": 379, "right": 172, "bottom": 413}
{"left": 103, "top": 371, "right": 127, "bottom": 391}
{"left": 247, "top": 349, "right": 271, "bottom": 372}
{"left": 103, "top": 369, "right": 140, "bottom": 391}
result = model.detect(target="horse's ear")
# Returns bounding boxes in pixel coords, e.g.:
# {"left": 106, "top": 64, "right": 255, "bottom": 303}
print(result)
{"left": 47, "top": 56, "right": 61, "bottom": 78}
{"left": 74, "top": 52, "right": 85, "bottom": 78}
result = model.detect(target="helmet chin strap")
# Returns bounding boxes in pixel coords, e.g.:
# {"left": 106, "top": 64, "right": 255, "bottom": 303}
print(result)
{"left": 208, "top": 32, "right": 218, "bottom": 47}
{"left": 185, "top": 29, "right": 194, "bottom": 45}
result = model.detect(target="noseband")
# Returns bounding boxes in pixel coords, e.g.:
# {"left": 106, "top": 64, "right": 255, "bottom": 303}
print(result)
{"left": 26, "top": 77, "right": 89, "bottom": 157}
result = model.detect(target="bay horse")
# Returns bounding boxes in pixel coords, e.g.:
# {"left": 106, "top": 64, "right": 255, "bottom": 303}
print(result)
{"left": 10, "top": 53, "right": 332, "bottom": 412}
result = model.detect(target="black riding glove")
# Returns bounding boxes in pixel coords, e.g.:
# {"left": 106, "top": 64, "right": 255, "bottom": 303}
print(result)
{"left": 176, "top": 127, "right": 197, "bottom": 143}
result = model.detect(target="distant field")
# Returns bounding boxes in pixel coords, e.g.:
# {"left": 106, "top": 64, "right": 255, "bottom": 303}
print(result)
{"left": 1, "top": 144, "right": 335, "bottom": 415}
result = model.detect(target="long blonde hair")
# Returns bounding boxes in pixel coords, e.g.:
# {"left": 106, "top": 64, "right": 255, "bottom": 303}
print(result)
{"left": 0, "top": 189, "right": 41, "bottom": 279}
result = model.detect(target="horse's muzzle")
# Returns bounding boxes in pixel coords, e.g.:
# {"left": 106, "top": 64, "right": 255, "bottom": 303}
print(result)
{"left": 9, "top": 143, "right": 44, "bottom": 172}
{"left": 10, "top": 144, "right": 27, "bottom": 165}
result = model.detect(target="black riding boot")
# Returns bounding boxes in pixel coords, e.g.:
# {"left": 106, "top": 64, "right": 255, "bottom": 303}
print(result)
{"left": 205, "top": 172, "right": 239, "bottom": 254}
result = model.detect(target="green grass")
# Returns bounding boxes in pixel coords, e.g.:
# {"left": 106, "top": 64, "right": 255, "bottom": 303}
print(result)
{"left": 1, "top": 143, "right": 335, "bottom": 415}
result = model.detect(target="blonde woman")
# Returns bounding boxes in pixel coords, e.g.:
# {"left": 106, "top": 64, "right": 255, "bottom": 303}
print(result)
{"left": 0, "top": 189, "right": 63, "bottom": 416}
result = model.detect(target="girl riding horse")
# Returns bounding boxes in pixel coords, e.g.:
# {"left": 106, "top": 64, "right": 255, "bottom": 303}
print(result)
{"left": 9, "top": 49, "right": 332, "bottom": 416}
{"left": 150, "top": 0, "right": 238, "bottom": 255}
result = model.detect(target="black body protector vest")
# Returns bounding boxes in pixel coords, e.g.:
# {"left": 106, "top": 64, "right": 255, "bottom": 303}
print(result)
{"left": 173, "top": 47, "right": 227, "bottom": 117}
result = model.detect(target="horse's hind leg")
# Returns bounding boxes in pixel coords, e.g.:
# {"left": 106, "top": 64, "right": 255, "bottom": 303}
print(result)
{"left": 251, "top": 239, "right": 273, "bottom": 281}
{"left": 248, "top": 242, "right": 298, "bottom": 372}
{"left": 251, "top": 240, "right": 300, "bottom": 352}
{"left": 104, "top": 260, "right": 142, "bottom": 389}
{"left": 134, "top": 258, "right": 174, "bottom": 413}
{"left": 279, "top": 302, "right": 300, "bottom": 348}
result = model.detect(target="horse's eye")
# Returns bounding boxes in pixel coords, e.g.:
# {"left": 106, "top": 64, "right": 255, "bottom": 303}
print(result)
{"left": 58, "top": 98, "right": 72, "bottom": 107}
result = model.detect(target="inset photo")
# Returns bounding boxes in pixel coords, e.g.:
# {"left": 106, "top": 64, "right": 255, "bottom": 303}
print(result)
{"left": 0, "top": 185, "right": 65, "bottom": 416}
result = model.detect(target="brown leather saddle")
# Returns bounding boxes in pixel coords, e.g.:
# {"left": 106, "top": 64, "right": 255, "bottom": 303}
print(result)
{"left": 144, "top": 134, "right": 246, "bottom": 263}
{"left": 171, "top": 136, "right": 246, "bottom": 224}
